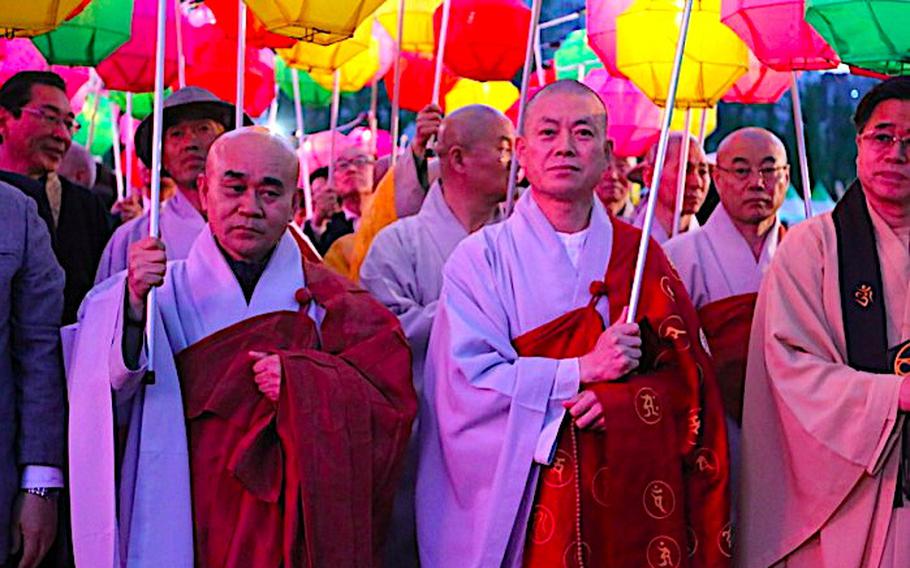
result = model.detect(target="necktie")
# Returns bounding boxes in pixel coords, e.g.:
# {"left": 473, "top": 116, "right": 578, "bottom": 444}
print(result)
{"left": 45, "top": 172, "right": 63, "bottom": 229}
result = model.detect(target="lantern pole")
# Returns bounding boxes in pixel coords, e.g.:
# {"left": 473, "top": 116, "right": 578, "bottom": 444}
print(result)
{"left": 267, "top": 81, "right": 279, "bottom": 128}
{"left": 626, "top": 0, "right": 694, "bottom": 324}
{"left": 174, "top": 0, "right": 186, "bottom": 88}
{"left": 504, "top": 0, "right": 543, "bottom": 216}
{"left": 390, "top": 0, "right": 406, "bottom": 167}
{"left": 790, "top": 72, "right": 813, "bottom": 219}
{"left": 235, "top": 0, "right": 247, "bottom": 128}
{"left": 671, "top": 108, "right": 692, "bottom": 237}
{"left": 125, "top": 92, "right": 135, "bottom": 197}
{"left": 291, "top": 68, "right": 313, "bottom": 220}
{"left": 697, "top": 107, "right": 708, "bottom": 145}
{"left": 145, "top": 0, "right": 169, "bottom": 381}
{"left": 85, "top": 73, "right": 101, "bottom": 151}
{"left": 329, "top": 69, "right": 341, "bottom": 183}
{"left": 533, "top": 26, "right": 545, "bottom": 86}
{"left": 111, "top": 104, "right": 126, "bottom": 202}
{"left": 431, "top": 0, "right": 452, "bottom": 106}
{"left": 369, "top": 80, "right": 379, "bottom": 155}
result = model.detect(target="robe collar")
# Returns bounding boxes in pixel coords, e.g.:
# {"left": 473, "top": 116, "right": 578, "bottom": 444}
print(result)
{"left": 166, "top": 189, "right": 205, "bottom": 223}
{"left": 418, "top": 182, "right": 470, "bottom": 261}
{"left": 702, "top": 204, "right": 781, "bottom": 297}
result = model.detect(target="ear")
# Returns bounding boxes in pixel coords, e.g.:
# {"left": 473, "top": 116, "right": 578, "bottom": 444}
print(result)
{"left": 290, "top": 186, "right": 301, "bottom": 221}
{"left": 515, "top": 135, "right": 528, "bottom": 169}
{"left": 781, "top": 164, "right": 791, "bottom": 188}
{"left": 0, "top": 106, "right": 13, "bottom": 140}
{"left": 197, "top": 171, "right": 209, "bottom": 213}
{"left": 449, "top": 145, "right": 466, "bottom": 173}
{"left": 604, "top": 138, "right": 614, "bottom": 160}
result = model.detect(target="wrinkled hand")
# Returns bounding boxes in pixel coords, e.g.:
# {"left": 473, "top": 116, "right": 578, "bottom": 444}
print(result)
{"left": 111, "top": 195, "right": 143, "bottom": 223}
{"left": 250, "top": 351, "right": 282, "bottom": 402}
{"left": 10, "top": 492, "right": 57, "bottom": 568}
{"left": 312, "top": 186, "right": 341, "bottom": 225}
{"left": 126, "top": 237, "right": 166, "bottom": 322}
{"left": 579, "top": 306, "right": 641, "bottom": 384}
{"left": 563, "top": 390, "right": 605, "bottom": 432}
{"left": 413, "top": 104, "right": 443, "bottom": 159}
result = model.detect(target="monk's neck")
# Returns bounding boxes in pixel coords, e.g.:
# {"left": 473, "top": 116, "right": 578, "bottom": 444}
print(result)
{"left": 730, "top": 212, "right": 776, "bottom": 261}
{"left": 532, "top": 189, "right": 592, "bottom": 233}
{"left": 0, "top": 148, "right": 44, "bottom": 179}
{"left": 867, "top": 194, "right": 910, "bottom": 245}
{"left": 443, "top": 184, "right": 499, "bottom": 233}
{"left": 177, "top": 185, "right": 203, "bottom": 213}
{"left": 655, "top": 204, "right": 692, "bottom": 237}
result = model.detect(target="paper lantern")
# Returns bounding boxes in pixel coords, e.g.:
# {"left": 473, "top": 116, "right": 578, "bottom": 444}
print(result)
{"left": 722, "top": 50, "right": 792, "bottom": 104}
{"left": 276, "top": 19, "right": 371, "bottom": 73}
{"left": 0, "top": 39, "right": 49, "bottom": 86}
{"left": 670, "top": 106, "right": 717, "bottom": 138}
{"left": 586, "top": 0, "right": 634, "bottom": 77}
{"left": 242, "top": 0, "right": 384, "bottom": 45}
{"left": 372, "top": 19, "right": 396, "bottom": 82}
{"left": 584, "top": 68, "right": 661, "bottom": 157}
{"left": 31, "top": 0, "right": 133, "bottom": 66}
{"left": 721, "top": 0, "right": 839, "bottom": 71}
{"left": 205, "top": 0, "right": 295, "bottom": 49}
{"left": 349, "top": 126, "right": 393, "bottom": 155}
{"left": 554, "top": 29, "right": 604, "bottom": 80}
{"left": 383, "top": 51, "right": 457, "bottom": 111}
{"left": 445, "top": 79, "right": 519, "bottom": 113}
{"left": 432, "top": 0, "right": 530, "bottom": 82}
{"left": 0, "top": 0, "right": 86, "bottom": 38}
{"left": 298, "top": 129, "right": 356, "bottom": 172}
{"left": 617, "top": 0, "right": 749, "bottom": 108}
{"left": 74, "top": 93, "right": 114, "bottom": 156}
{"left": 375, "top": 0, "right": 442, "bottom": 53}
{"left": 806, "top": 0, "right": 910, "bottom": 76}
{"left": 96, "top": 0, "right": 180, "bottom": 92}
{"left": 275, "top": 57, "right": 332, "bottom": 106}
{"left": 311, "top": 35, "right": 380, "bottom": 92}
{"left": 52, "top": 65, "right": 92, "bottom": 101}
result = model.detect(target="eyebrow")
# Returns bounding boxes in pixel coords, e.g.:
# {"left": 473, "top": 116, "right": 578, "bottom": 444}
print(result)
{"left": 39, "top": 103, "right": 73, "bottom": 118}
{"left": 259, "top": 176, "right": 284, "bottom": 187}
{"left": 731, "top": 156, "right": 781, "bottom": 164}
{"left": 223, "top": 170, "right": 246, "bottom": 180}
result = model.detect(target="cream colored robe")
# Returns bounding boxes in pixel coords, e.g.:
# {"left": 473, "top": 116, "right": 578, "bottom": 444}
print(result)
{"left": 738, "top": 200, "right": 910, "bottom": 568}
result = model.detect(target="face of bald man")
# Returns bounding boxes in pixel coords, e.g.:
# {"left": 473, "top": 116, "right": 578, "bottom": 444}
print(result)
{"left": 714, "top": 129, "right": 789, "bottom": 225}
{"left": 199, "top": 130, "right": 300, "bottom": 263}
{"left": 646, "top": 136, "right": 710, "bottom": 217}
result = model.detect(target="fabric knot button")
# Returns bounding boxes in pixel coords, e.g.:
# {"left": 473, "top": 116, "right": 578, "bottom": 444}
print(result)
{"left": 295, "top": 288, "right": 312, "bottom": 306}
{"left": 589, "top": 280, "right": 608, "bottom": 298}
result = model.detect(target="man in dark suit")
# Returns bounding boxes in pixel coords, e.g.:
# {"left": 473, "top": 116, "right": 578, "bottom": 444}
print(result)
{"left": 0, "top": 180, "right": 65, "bottom": 568}
{"left": 300, "top": 166, "right": 355, "bottom": 255}
{"left": 0, "top": 71, "right": 112, "bottom": 324}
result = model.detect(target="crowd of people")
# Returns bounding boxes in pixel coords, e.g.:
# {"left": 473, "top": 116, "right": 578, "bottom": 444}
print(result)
{"left": 0, "top": 67, "right": 907, "bottom": 568}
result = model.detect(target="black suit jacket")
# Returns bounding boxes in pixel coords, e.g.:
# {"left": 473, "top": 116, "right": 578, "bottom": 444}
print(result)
{"left": 0, "top": 171, "right": 113, "bottom": 324}
{"left": 303, "top": 212, "right": 355, "bottom": 256}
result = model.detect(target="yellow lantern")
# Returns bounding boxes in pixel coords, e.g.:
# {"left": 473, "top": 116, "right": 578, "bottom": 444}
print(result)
{"left": 276, "top": 18, "right": 371, "bottom": 72}
{"left": 375, "top": 0, "right": 442, "bottom": 53}
{"left": 242, "top": 0, "right": 384, "bottom": 45}
{"left": 670, "top": 106, "right": 717, "bottom": 138}
{"left": 616, "top": 0, "right": 749, "bottom": 108}
{"left": 445, "top": 79, "right": 519, "bottom": 113}
{"left": 0, "top": 0, "right": 86, "bottom": 37}
{"left": 311, "top": 34, "right": 380, "bottom": 92}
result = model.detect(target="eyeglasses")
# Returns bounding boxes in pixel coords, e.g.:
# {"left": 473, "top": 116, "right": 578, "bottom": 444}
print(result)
{"left": 334, "top": 156, "right": 375, "bottom": 171}
{"left": 20, "top": 107, "right": 80, "bottom": 135}
{"left": 716, "top": 164, "right": 788, "bottom": 182}
{"left": 860, "top": 132, "right": 910, "bottom": 154}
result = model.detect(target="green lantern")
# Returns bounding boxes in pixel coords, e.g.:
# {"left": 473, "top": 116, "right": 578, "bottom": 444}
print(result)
{"left": 109, "top": 88, "right": 173, "bottom": 120}
{"left": 275, "top": 57, "right": 332, "bottom": 107}
{"left": 806, "top": 0, "right": 910, "bottom": 76}
{"left": 74, "top": 93, "right": 114, "bottom": 157}
{"left": 31, "top": 0, "right": 134, "bottom": 67}
{"left": 554, "top": 29, "right": 603, "bottom": 80}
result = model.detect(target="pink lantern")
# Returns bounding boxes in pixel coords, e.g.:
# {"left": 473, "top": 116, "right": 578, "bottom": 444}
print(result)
{"left": 51, "top": 65, "right": 91, "bottom": 100}
{"left": 586, "top": 0, "right": 634, "bottom": 78}
{"left": 298, "top": 130, "right": 357, "bottom": 174}
{"left": 0, "top": 39, "right": 48, "bottom": 86}
{"left": 372, "top": 20, "right": 396, "bottom": 84}
{"left": 721, "top": 0, "right": 840, "bottom": 71}
{"left": 349, "top": 126, "right": 392, "bottom": 156}
{"left": 584, "top": 68, "right": 660, "bottom": 158}
{"left": 722, "top": 50, "right": 793, "bottom": 104}
{"left": 96, "top": 0, "right": 180, "bottom": 92}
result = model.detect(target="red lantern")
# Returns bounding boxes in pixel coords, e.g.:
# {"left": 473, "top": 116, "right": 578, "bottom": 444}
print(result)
{"left": 204, "top": 0, "right": 295, "bottom": 49}
{"left": 96, "top": 0, "right": 180, "bottom": 92}
{"left": 383, "top": 51, "right": 457, "bottom": 112}
{"left": 722, "top": 50, "right": 792, "bottom": 104}
{"left": 584, "top": 68, "right": 661, "bottom": 158}
{"left": 432, "top": 0, "right": 530, "bottom": 82}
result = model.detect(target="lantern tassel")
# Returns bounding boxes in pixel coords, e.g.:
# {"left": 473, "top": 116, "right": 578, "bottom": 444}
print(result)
{"left": 389, "top": 0, "right": 406, "bottom": 168}
{"left": 235, "top": 0, "right": 246, "bottom": 128}
{"left": 626, "top": 0, "right": 694, "bottom": 324}
{"left": 671, "top": 108, "right": 692, "bottom": 238}
{"left": 790, "top": 71, "right": 813, "bottom": 219}
{"left": 504, "top": 0, "right": 543, "bottom": 216}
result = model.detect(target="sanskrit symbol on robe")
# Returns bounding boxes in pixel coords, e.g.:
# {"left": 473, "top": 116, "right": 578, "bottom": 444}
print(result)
{"left": 647, "top": 536, "right": 681, "bottom": 568}
{"left": 659, "top": 315, "right": 690, "bottom": 350}
{"left": 544, "top": 449, "right": 575, "bottom": 488}
{"left": 718, "top": 522, "right": 734, "bottom": 558}
{"left": 894, "top": 342, "right": 910, "bottom": 376}
{"left": 643, "top": 481, "right": 675, "bottom": 519}
{"left": 635, "top": 387, "right": 663, "bottom": 425}
{"left": 854, "top": 283, "right": 874, "bottom": 308}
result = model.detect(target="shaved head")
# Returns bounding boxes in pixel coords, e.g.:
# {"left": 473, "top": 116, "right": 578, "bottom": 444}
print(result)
{"left": 437, "top": 104, "right": 511, "bottom": 156}
{"left": 716, "top": 127, "right": 786, "bottom": 164}
{"left": 714, "top": 127, "right": 789, "bottom": 226}
{"left": 522, "top": 80, "right": 607, "bottom": 134}
{"left": 206, "top": 127, "right": 299, "bottom": 182}
{"left": 642, "top": 132, "right": 710, "bottom": 218}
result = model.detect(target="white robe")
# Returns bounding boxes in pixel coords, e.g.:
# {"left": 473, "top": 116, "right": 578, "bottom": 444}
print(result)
{"left": 738, "top": 203, "right": 910, "bottom": 568}
{"left": 66, "top": 227, "right": 317, "bottom": 567}
{"left": 631, "top": 195, "right": 701, "bottom": 244}
{"left": 416, "top": 192, "right": 614, "bottom": 568}
{"left": 95, "top": 190, "right": 205, "bottom": 283}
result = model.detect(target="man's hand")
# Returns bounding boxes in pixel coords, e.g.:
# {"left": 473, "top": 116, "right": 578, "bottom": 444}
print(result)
{"left": 250, "top": 351, "right": 282, "bottom": 402}
{"left": 579, "top": 306, "right": 641, "bottom": 384}
{"left": 312, "top": 186, "right": 341, "bottom": 226}
{"left": 111, "top": 195, "right": 143, "bottom": 223}
{"left": 9, "top": 492, "right": 57, "bottom": 568}
{"left": 563, "top": 390, "right": 605, "bottom": 432}
{"left": 126, "top": 237, "right": 167, "bottom": 322}
{"left": 412, "top": 104, "right": 443, "bottom": 159}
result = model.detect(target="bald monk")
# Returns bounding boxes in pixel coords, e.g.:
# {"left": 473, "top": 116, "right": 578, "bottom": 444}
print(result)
{"left": 65, "top": 128, "right": 416, "bottom": 567}
{"left": 594, "top": 153, "right": 636, "bottom": 220}
{"left": 739, "top": 77, "right": 910, "bottom": 567}
{"left": 417, "top": 80, "right": 730, "bottom": 567}
{"left": 360, "top": 105, "right": 514, "bottom": 566}
{"left": 632, "top": 133, "right": 710, "bottom": 243}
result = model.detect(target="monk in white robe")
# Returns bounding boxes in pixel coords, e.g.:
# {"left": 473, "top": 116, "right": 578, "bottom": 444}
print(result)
{"left": 739, "top": 78, "right": 910, "bottom": 567}
{"left": 632, "top": 133, "right": 710, "bottom": 243}
{"left": 66, "top": 129, "right": 415, "bottom": 566}
{"left": 360, "top": 105, "right": 513, "bottom": 566}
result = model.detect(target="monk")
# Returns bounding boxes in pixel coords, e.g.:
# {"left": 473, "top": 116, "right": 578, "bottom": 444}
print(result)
{"left": 360, "top": 105, "right": 514, "bottom": 567}
{"left": 739, "top": 77, "right": 910, "bottom": 567}
{"left": 417, "top": 80, "right": 730, "bottom": 568}
{"left": 65, "top": 128, "right": 416, "bottom": 566}
{"left": 594, "top": 153, "right": 636, "bottom": 220}
{"left": 632, "top": 133, "right": 710, "bottom": 243}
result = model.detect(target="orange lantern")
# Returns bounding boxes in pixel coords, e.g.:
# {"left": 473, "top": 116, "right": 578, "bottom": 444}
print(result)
{"left": 242, "top": 0, "right": 384, "bottom": 45}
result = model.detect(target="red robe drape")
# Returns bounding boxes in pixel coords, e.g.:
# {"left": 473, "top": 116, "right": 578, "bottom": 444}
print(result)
{"left": 175, "top": 258, "right": 416, "bottom": 568}
{"left": 520, "top": 218, "right": 731, "bottom": 568}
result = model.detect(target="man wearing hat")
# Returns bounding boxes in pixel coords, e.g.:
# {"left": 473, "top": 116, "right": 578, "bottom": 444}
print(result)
{"left": 95, "top": 86, "right": 250, "bottom": 283}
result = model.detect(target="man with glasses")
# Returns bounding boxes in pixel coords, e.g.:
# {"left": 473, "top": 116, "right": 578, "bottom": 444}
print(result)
{"left": 0, "top": 71, "right": 112, "bottom": 325}
{"left": 632, "top": 132, "right": 710, "bottom": 243}
{"left": 739, "top": 77, "right": 910, "bottom": 567}
{"left": 664, "top": 127, "right": 788, "bottom": 519}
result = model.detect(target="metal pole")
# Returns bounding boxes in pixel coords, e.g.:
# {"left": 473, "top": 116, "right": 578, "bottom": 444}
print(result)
{"left": 125, "top": 92, "right": 134, "bottom": 197}
{"left": 389, "top": 0, "right": 406, "bottom": 167}
{"left": 174, "top": 0, "right": 186, "bottom": 88}
{"left": 291, "top": 68, "right": 313, "bottom": 220}
{"left": 146, "top": 0, "right": 169, "bottom": 380}
{"left": 235, "top": 0, "right": 247, "bottom": 128}
{"left": 790, "top": 71, "right": 813, "bottom": 219}
{"left": 538, "top": 11, "right": 582, "bottom": 29}
{"left": 111, "top": 104, "right": 126, "bottom": 201}
{"left": 533, "top": 27, "right": 545, "bottom": 86}
{"left": 504, "top": 0, "right": 543, "bottom": 216}
{"left": 85, "top": 76, "right": 101, "bottom": 151}
{"left": 671, "top": 108, "right": 692, "bottom": 237}
{"left": 329, "top": 69, "right": 341, "bottom": 183}
{"left": 626, "top": 0, "right": 694, "bottom": 323}
{"left": 432, "top": 0, "right": 452, "bottom": 106}
{"left": 369, "top": 80, "right": 379, "bottom": 155}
